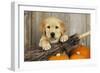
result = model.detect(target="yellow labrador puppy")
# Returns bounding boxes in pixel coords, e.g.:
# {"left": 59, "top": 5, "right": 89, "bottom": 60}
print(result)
{"left": 39, "top": 17, "right": 68, "bottom": 50}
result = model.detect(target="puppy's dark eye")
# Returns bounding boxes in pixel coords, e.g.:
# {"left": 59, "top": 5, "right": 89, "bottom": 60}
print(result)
{"left": 55, "top": 26, "right": 59, "bottom": 29}
{"left": 47, "top": 26, "right": 50, "bottom": 29}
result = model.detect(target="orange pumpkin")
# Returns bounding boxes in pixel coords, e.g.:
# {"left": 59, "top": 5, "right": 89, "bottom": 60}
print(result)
{"left": 70, "top": 45, "right": 90, "bottom": 59}
{"left": 48, "top": 53, "right": 69, "bottom": 60}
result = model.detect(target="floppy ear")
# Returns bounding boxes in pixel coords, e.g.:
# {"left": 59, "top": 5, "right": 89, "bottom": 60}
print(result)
{"left": 40, "top": 20, "right": 46, "bottom": 35}
{"left": 60, "top": 21, "right": 66, "bottom": 34}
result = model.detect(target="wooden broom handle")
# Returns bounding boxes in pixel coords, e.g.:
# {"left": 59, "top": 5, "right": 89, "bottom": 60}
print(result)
{"left": 79, "top": 31, "right": 90, "bottom": 39}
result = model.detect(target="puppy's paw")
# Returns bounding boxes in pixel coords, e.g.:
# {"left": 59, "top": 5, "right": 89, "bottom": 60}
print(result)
{"left": 39, "top": 41, "right": 51, "bottom": 50}
{"left": 60, "top": 35, "right": 68, "bottom": 42}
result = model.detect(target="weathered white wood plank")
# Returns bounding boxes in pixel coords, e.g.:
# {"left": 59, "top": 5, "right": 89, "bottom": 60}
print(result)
{"left": 24, "top": 11, "right": 32, "bottom": 49}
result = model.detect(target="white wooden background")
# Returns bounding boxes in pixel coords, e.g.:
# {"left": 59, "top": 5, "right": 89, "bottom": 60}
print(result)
{"left": 24, "top": 11, "right": 90, "bottom": 49}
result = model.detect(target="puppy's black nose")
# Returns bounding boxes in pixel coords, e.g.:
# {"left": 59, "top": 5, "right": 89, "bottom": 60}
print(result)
{"left": 50, "top": 32, "right": 55, "bottom": 37}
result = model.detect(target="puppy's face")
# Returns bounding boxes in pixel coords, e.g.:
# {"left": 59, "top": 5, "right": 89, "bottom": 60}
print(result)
{"left": 40, "top": 17, "right": 66, "bottom": 43}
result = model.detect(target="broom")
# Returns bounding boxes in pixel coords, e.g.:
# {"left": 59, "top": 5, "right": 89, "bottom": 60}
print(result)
{"left": 24, "top": 31, "right": 90, "bottom": 61}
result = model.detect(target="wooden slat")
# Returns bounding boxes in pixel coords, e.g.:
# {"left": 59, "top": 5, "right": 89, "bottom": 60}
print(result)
{"left": 86, "top": 14, "right": 91, "bottom": 48}
{"left": 31, "top": 11, "right": 36, "bottom": 48}
{"left": 24, "top": 11, "right": 32, "bottom": 49}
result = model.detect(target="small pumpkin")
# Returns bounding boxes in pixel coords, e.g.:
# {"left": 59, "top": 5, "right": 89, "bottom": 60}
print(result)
{"left": 70, "top": 45, "right": 90, "bottom": 59}
{"left": 48, "top": 53, "right": 69, "bottom": 60}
